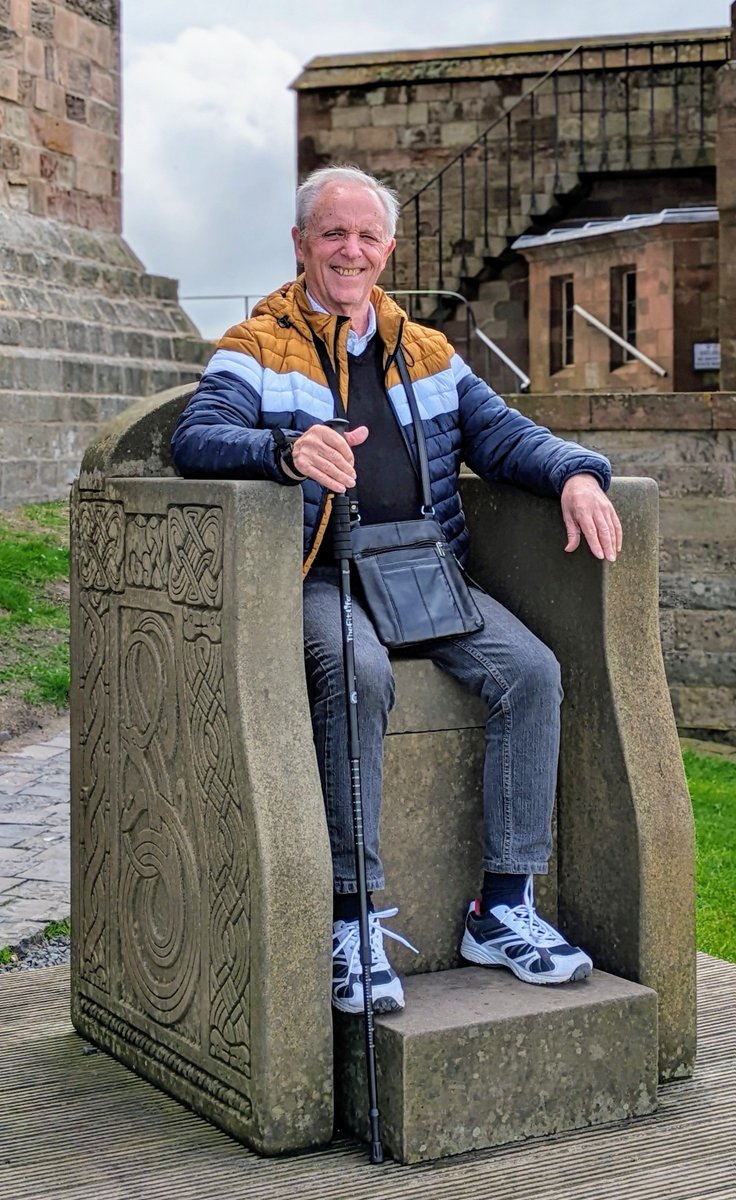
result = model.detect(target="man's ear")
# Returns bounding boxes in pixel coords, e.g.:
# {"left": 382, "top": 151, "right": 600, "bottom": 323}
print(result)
{"left": 291, "top": 225, "right": 303, "bottom": 263}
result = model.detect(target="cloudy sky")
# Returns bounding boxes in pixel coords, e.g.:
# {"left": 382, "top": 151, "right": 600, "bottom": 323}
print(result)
{"left": 121, "top": 0, "right": 731, "bottom": 337}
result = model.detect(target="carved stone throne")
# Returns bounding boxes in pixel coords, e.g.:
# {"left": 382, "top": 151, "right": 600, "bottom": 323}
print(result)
{"left": 70, "top": 387, "right": 696, "bottom": 1163}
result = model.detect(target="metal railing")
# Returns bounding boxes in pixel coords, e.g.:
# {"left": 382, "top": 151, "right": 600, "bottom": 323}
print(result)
{"left": 180, "top": 293, "right": 268, "bottom": 319}
{"left": 390, "top": 290, "right": 530, "bottom": 391}
{"left": 392, "top": 32, "right": 731, "bottom": 303}
{"left": 573, "top": 303, "right": 667, "bottom": 376}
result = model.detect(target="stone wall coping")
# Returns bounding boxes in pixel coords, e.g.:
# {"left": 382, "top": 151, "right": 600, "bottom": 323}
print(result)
{"left": 511, "top": 393, "right": 736, "bottom": 431}
{"left": 293, "top": 27, "right": 728, "bottom": 89}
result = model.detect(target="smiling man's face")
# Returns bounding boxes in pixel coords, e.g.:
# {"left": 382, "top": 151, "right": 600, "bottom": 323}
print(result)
{"left": 292, "top": 183, "right": 395, "bottom": 334}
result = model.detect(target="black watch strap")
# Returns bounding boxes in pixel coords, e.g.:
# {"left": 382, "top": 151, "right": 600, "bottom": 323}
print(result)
{"left": 272, "top": 428, "right": 306, "bottom": 479}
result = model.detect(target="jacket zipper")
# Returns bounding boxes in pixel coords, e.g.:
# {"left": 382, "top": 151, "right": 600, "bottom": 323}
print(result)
{"left": 355, "top": 539, "right": 446, "bottom": 559}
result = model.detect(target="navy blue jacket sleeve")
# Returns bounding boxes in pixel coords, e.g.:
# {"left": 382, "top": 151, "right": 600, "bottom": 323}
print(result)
{"left": 457, "top": 365, "right": 611, "bottom": 495}
{"left": 171, "top": 370, "right": 297, "bottom": 485}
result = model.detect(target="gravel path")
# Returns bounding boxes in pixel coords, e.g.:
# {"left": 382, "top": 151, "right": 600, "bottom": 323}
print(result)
{"left": 0, "top": 930, "right": 70, "bottom": 972}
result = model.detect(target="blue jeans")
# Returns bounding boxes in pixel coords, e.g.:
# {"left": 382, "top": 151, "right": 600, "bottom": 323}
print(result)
{"left": 303, "top": 566, "right": 563, "bottom": 894}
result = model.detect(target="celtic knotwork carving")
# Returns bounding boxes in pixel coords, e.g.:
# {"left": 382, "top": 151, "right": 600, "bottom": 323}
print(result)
{"left": 78, "top": 501, "right": 124, "bottom": 592}
{"left": 119, "top": 607, "right": 200, "bottom": 1032}
{"left": 125, "top": 513, "right": 169, "bottom": 590}
{"left": 183, "top": 607, "right": 251, "bottom": 1079}
{"left": 78, "top": 589, "right": 110, "bottom": 990}
{"left": 168, "top": 506, "right": 223, "bottom": 609}
{"left": 78, "top": 996, "right": 253, "bottom": 1120}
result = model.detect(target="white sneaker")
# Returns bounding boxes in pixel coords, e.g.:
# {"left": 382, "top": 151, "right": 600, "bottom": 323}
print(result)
{"left": 460, "top": 877, "right": 593, "bottom": 985}
{"left": 331, "top": 907, "right": 418, "bottom": 1014}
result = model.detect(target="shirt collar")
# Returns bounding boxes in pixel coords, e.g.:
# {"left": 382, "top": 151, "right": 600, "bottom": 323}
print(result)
{"left": 306, "top": 290, "right": 376, "bottom": 356}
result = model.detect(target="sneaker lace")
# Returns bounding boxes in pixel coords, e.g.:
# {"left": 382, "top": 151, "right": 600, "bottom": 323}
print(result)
{"left": 333, "top": 906, "right": 418, "bottom": 976}
{"left": 504, "top": 877, "right": 562, "bottom": 948}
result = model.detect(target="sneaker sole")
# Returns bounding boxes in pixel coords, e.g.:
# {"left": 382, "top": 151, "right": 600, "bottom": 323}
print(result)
{"left": 461, "top": 935, "right": 593, "bottom": 985}
{"left": 332, "top": 994, "right": 405, "bottom": 1015}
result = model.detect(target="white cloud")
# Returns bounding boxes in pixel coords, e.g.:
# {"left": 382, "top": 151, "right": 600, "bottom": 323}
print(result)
{"left": 123, "top": 26, "right": 301, "bottom": 336}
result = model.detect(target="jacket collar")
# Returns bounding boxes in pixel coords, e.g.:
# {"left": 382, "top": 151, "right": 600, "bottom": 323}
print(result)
{"left": 253, "top": 276, "right": 406, "bottom": 356}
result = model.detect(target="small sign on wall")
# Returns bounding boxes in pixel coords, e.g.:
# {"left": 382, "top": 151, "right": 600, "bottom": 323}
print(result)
{"left": 692, "top": 342, "right": 721, "bottom": 370}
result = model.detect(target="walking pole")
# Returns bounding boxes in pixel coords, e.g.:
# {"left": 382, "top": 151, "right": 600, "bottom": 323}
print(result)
{"left": 327, "top": 417, "right": 384, "bottom": 1165}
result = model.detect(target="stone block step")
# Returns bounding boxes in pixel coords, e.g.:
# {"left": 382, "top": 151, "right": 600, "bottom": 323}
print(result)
{"left": 0, "top": 280, "right": 201, "bottom": 336}
{"left": 335, "top": 965, "right": 658, "bottom": 1164}
{"left": 0, "top": 348, "right": 201, "bottom": 399}
{"left": 0, "top": 243, "right": 181, "bottom": 302}
{"left": 0, "top": 311, "right": 211, "bottom": 364}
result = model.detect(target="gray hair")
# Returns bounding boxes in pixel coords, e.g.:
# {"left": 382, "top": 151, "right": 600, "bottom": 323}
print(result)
{"left": 295, "top": 165, "right": 400, "bottom": 238}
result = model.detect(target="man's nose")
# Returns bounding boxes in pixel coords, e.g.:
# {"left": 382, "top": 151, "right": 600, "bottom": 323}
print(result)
{"left": 341, "top": 232, "right": 362, "bottom": 257}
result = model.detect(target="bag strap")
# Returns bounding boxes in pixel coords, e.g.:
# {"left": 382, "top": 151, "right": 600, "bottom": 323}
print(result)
{"left": 311, "top": 329, "right": 434, "bottom": 517}
{"left": 311, "top": 330, "right": 347, "bottom": 419}
{"left": 394, "top": 347, "right": 433, "bottom": 515}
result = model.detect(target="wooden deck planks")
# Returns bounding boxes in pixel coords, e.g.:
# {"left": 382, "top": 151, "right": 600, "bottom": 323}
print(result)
{"left": 1, "top": 955, "right": 734, "bottom": 1200}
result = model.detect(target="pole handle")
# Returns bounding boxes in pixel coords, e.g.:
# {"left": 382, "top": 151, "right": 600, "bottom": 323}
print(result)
{"left": 325, "top": 418, "right": 354, "bottom": 558}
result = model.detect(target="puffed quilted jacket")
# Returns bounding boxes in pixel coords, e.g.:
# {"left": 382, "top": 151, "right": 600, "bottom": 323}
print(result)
{"left": 171, "top": 278, "right": 612, "bottom": 572}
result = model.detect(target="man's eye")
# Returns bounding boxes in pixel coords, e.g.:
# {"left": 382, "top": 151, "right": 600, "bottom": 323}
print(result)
{"left": 323, "top": 230, "right": 343, "bottom": 240}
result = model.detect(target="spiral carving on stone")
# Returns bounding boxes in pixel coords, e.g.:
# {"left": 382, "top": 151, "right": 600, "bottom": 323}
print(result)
{"left": 168, "top": 505, "right": 223, "bottom": 608}
{"left": 119, "top": 608, "right": 200, "bottom": 1030}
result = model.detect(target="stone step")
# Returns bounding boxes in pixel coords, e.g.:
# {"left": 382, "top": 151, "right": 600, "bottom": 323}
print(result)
{"left": 0, "top": 348, "right": 202, "bottom": 398}
{"left": 0, "top": 280, "right": 201, "bottom": 335}
{"left": 0, "top": 310, "right": 211, "bottom": 363}
{"left": 335, "top": 965, "right": 658, "bottom": 1165}
{"left": 0, "top": 244, "right": 181, "bottom": 302}
{"left": 0, "top": 393, "right": 144, "bottom": 424}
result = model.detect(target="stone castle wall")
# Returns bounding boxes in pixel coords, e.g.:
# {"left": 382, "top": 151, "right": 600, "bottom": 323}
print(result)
{"left": 511, "top": 390, "right": 736, "bottom": 740}
{"left": 294, "top": 30, "right": 728, "bottom": 383}
{"left": 0, "top": 0, "right": 208, "bottom": 507}
{"left": 0, "top": 0, "right": 120, "bottom": 231}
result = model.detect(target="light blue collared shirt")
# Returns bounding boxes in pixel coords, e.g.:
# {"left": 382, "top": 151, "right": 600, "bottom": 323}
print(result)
{"left": 307, "top": 290, "right": 377, "bottom": 357}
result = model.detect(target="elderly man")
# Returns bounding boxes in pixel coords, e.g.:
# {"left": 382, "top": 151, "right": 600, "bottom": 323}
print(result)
{"left": 172, "top": 164, "right": 622, "bottom": 1016}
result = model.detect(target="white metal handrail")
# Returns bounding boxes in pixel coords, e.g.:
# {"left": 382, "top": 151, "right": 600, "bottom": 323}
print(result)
{"left": 389, "top": 289, "right": 531, "bottom": 392}
{"left": 573, "top": 304, "right": 667, "bottom": 377}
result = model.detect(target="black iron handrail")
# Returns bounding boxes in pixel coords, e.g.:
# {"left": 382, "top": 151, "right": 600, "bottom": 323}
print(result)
{"left": 393, "top": 32, "right": 731, "bottom": 301}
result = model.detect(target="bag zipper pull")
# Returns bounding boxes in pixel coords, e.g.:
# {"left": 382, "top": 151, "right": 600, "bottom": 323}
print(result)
{"left": 436, "top": 542, "right": 445, "bottom": 558}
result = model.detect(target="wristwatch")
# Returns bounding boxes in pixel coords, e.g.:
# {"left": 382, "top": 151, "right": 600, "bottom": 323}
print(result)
{"left": 272, "top": 428, "right": 305, "bottom": 479}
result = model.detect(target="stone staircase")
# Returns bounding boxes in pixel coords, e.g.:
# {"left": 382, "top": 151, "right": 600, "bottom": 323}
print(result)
{"left": 0, "top": 209, "right": 211, "bottom": 506}
{"left": 389, "top": 32, "right": 729, "bottom": 382}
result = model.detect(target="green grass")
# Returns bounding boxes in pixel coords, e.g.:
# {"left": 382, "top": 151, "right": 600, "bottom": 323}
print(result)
{"left": 43, "top": 918, "right": 71, "bottom": 938}
{"left": 683, "top": 749, "right": 736, "bottom": 963}
{"left": 0, "top": 501, "right": 70, "bottom": 708}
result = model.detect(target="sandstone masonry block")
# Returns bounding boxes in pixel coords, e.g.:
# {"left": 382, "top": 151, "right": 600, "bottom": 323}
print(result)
{"left": 8, "top": 0, "right": 31, "bottom": 33}
{"left": 355, "top": 125, "right": 396, "bottom": 150}
{"left": 54, "top": 5, "right": 80, "bottom": 49}
{"left": 23, "top": 35, "right": 44, "bottom": 74}
{"left": 64, "top": 93, "right": 86, "bottom": 124}
{"left": 43, "top": 116, "right": 75, "bottom": 156}
{"left": 440, "top": 119, "right": 479, "bottom": 147}
{"left": 0, "top": 63, "right": 18, "bottom": 102}
{"left": 89, "top": 64, "right": 115, "bottom": 104}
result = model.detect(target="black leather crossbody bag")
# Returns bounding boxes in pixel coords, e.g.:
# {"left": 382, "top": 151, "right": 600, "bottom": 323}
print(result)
{"left": 312, "top": 333, "right": 484, "bottom": 650}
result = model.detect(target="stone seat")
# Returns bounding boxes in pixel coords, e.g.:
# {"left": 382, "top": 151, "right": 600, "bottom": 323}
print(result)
{"left": 70, "top": 387, "right": 695, "bottom": 1160}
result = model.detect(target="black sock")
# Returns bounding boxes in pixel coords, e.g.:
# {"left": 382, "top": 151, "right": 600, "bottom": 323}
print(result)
{"left": 480, "top": 871, "right": 528, "bottom": 913}
{"left": 333, "top": 891, "right": 373, "bottom": 923}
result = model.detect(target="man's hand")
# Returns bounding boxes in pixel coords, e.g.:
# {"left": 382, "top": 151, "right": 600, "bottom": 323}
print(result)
{"left": 291, "top": 423, "right": 369, "bottom": 492}
{"left": 560, "top": 473, "right": 623, "bottom": 563}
